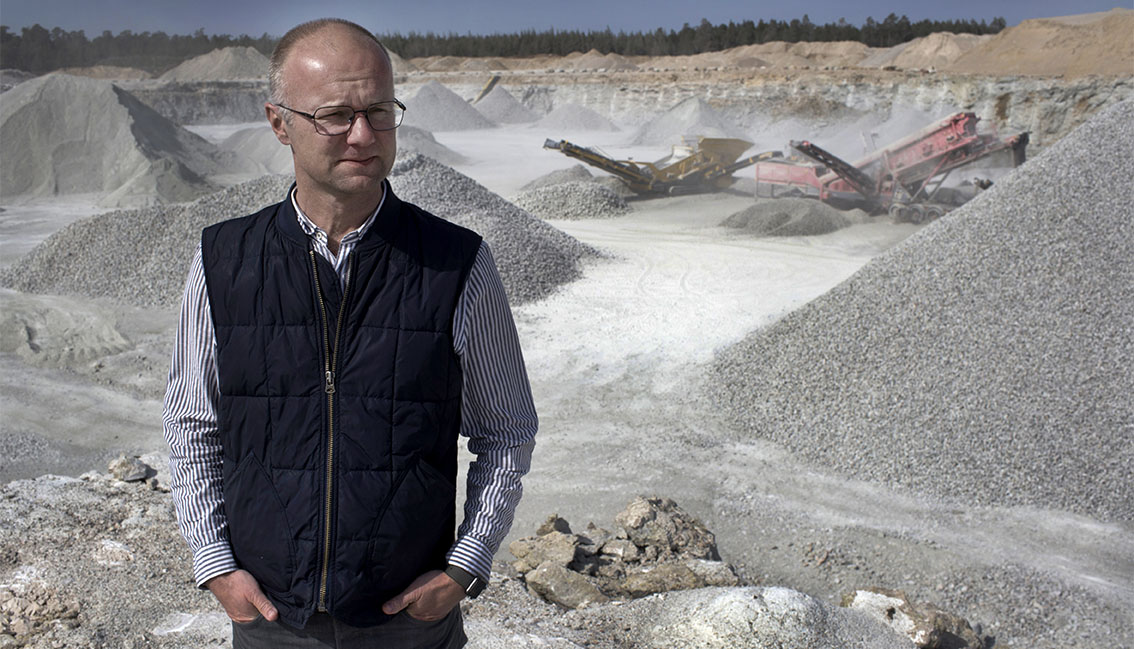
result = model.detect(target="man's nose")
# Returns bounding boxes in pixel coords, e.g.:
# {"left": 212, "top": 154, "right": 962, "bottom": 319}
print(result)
{"left": 345, "top": 112, "right": 377, "bottom": 145}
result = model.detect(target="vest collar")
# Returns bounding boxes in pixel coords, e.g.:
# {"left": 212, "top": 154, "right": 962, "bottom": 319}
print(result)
{"left": 274, "top": 179, "right": 406, "bottom": 251}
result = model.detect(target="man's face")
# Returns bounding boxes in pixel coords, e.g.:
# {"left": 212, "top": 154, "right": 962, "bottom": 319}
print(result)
{"left": 267, "top": 28, "right": 397, "bottom": 204}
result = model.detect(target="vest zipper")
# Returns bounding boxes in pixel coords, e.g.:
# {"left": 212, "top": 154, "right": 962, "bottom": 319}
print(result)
{"left": 310, "top": 249, "right": 353, "bottom": 612}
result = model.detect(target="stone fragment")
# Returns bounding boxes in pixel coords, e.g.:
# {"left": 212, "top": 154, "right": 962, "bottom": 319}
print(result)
{"left": 108, "top": 455, "right": 152, "bottom": 482}
{"left": 686, "top": 559, "right": 741, "bottom": 587}
{"left": 600, "top": 538, "right": 640, "bottom": 562}
{"left": 843, "top": 588, "right": 985, "bottom": 649}
{"left": 614, "top": 496, "right": 718, "bottom": 560}
{"left": 536, "top": 514, "right": 572, "bottom": 536}
{"left": 509, "top": 531, "right": 578, "bottom": 573}
{"left": 94, "top": 539, "right": 135, "bottom": 566}
{"left": 621, "top": 561, "right": 701, "bottom": 598}
{"left": 524, "top": 562, "right": 609, "bottom": 609}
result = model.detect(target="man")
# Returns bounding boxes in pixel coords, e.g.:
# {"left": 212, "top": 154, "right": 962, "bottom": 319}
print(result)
{"left": 162, "top": 18, "right": 537, "bottom": 648}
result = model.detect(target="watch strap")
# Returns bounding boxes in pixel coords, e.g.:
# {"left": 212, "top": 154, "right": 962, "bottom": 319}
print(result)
{"left": 444, "top": 565, "right": 486, "bottom": 599}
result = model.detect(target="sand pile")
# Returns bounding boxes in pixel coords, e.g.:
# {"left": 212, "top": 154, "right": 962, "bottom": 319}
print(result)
{"left": 511, "top": 181, "right": 631, "bottom": 220}
{"left": 785, "top": 41, "right": 871, "bottom": 67}
{"left": 386, "top": 49, "right": 417, "bottom": 74}
{"left": 474, "top": 86, "right": 538, "bottom": 123}
{"left": 570, "top": 49, "right": 640, "bottom": 72}
{"left": 390, "top": 154, "right": 598, "bottom": 304}
{"left": 159, "top": 46, "right": 269, "bottom": 81}
{"left": 631, "top": 97, "right": 748, "bottom": 145}
{"left": 402, "top": 80, "right": 495, "bottom": 131}
{"left": 882, "top": 33, "right": 990, "bottom": 70}
{"left": 947, "top": 9, "right": 1134, "bottom": 76}
{"left": 521, "top": 164, "right": 594, "bottom": 190}
{"left": 722, "top": 199, "right": 861, "bottom": 236}
{"left": 459, "top": 58, "right": 509, "bottom": 72}
{"left": 536, "top": 103, "right": 619, "bottom": 131}
{"left": 55, "top": 65, "right": 152, "bottom": 80}
{"left": 0, "top": 74, "right": 251, "bottom": 207}
{"left": 219, "top": 127, "right": 291, "bottom": 174}
{"left": 711, "top": 98, "right": 1134, "bottom": 520}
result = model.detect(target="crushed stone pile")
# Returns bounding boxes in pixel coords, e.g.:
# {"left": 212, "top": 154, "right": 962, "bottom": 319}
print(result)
{"left": 474, "top": 86, "right": 538, "bottom": 123}
{"left": 946, "top": 9, "right": 1134, "bottom": 77}
{"left": 536, "top": 103, "right": 619, "bottom": 132}
{"left": 521, "top": 164, "right": 594, "bottom": 191}
{"left": 390, "top": 154, "right": 598, "bottom": 305}
{"left": 883, "top": 32, "right": 990, "bottom": 70}
{"left": 0, "top": 174, "right": 295, "bottom": 307}
{"left": 402, "top": 80, "right": 495, "bottom": 131}
{"left": 569, "top": 49, "right": 640, "bottom": 72}
{"left": 631, "top": 97, "right": 749, "bottom": 145}
{"left": 220, "top": 126, "right": 292, "bottom": 174}
{"left": 511, "top": 182, "right": 631, "bottom": 221}
{"left": 710, "top": 98, "right": 1134, "bottom": 520}
{"left": 396, "top": 125, "right": 467, "bottom": 165}
{"left": 55, "top": 65, "right": 152, "bottom": 80}
{"left": 0, "top": 74, "right": 253, "bottom": 207}
{"left": 722, "top": 199, "right": 863, "bottom": 237}
{"left": 159, "top": 46, "right": 269, "bottom": 81}
{"left": 0, "top": 69, "right": 35, "bottom": 91}
{"left": 4, "top": 154, "right": 595, "bottom": 308}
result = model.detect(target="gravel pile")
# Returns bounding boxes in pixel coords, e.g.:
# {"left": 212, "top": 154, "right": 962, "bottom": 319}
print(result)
{"left": 3, "top": 154, "right": 595, "bottom": 308}
{"left": 536, "top": 103, "right": 619, "bottom": 132}
{"left": 403, "top": 80, "right": 495, "bottom": 131}
{"left": 397, "top": 125, "right": 467, "bottom": 165}
{"left": 632, "top": 97, "right": 749, "bottom": 145}
{"left": 510, "top": 182, "right": 632, "bottom": 221}
{"left": 521, "top": 165, "right": 594, "bottom": 191}
{"left": 0, "top": 174, "right": 295, "bottom": 308}
{"left": 722, "top": 198, "right": 862, "bottom": 237}
{"left": 158, "top": 46, "right": 268, "bottom": 81}
{"left": 390, "top": 154, "right": 598, "bottom": 305}
{"left": 710, "top": 98, "right": 1134, "bottom": 520}
{"left": 474, "top": 86, "right": 538, "bottom": 123}
{"left": 220, "top": 126, "right": 292, "bottom": 174}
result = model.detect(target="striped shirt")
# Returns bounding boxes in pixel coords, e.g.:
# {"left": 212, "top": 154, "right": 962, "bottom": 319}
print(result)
{"left": 161, "top": 186, "right": 537, "bottom": 588}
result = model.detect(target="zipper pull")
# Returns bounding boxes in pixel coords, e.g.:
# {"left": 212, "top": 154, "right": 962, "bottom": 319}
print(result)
{"left": 325, "top": 370, "right": 335, "bottom": 394}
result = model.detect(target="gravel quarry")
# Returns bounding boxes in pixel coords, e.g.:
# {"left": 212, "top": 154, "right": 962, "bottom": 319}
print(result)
{"left": 1, "top": 12, "right": 1132, "bottom": 648}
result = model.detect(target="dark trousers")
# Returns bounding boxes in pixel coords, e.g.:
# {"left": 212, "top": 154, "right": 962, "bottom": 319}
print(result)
{"left": 232, "top": 607, "right": 466, "bottom": 649}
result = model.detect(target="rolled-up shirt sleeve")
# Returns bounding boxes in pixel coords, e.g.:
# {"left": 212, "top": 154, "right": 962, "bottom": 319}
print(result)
{"left": 161, "top": 245, "right": 237, "bottom": 587}
{"left": 446, "top": 242, "right": 538, "bottom": 581}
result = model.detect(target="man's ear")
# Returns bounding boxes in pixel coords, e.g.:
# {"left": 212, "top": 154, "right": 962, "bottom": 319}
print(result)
{"left": 265, "top": 102, "right": 291, "bottom": 146}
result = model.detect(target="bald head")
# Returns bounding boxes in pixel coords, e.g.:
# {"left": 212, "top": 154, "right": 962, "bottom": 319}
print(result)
{"left": 269, "top": 18, "right": 391, "bottom": 105}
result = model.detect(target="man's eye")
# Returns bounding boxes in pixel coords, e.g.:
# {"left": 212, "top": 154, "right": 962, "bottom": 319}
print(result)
{"left": 318, "top": 109, "right": 353, "bottom": 122}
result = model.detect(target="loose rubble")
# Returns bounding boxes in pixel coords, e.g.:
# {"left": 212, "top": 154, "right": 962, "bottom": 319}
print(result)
{"left": 723, "top": 198, "right": 865, "bottom": 236}
{"left": 473, "top": 86, "right": 539, "bottom": 123}
{"left": 711, "top": 98, "right": 1134, "bottom": 520}
{"left": 402, "top": 80, "right": 495, "bottom": 131}
{"left": 510, "top": 182, "right": 632, "bottom": 221}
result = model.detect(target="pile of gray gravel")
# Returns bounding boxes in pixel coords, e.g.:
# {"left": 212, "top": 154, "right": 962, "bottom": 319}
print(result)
{"left": 510, "top": 181, "right": 632, "bottom": 221}
{"left": 632, "top": 97, "right": 749, "bottom": 145}
{"left": 3, "top": 156, "right": 595, "bottom": 308}
{"left": 722, "top": 198, "right": 862, "bottom": 236}
{"left": 536, "top": 103, "right": 619, "bottom": 131}
{"left": 474, "top": 86, "right": 538, "bottom": 123}
{"left": 710, "top": 98, "right": 1134, "bottom": 520}
{"left": 521, "top": 164, "right": 594, "bottom": 191}
{"left": 403, "top": 80, "right": 495, "bottom": 131}
{"left": 390, "top": 154, "right": 599, "bottom": 304}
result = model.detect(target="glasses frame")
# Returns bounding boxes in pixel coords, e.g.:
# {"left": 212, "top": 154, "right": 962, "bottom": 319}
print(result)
{"left": 273, "top": 99, "right": 406, "bottom": 135}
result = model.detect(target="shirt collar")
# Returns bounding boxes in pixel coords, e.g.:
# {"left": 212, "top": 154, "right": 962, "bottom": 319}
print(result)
{"left": 291, "top": 184, "right": 386, "bottom": 244}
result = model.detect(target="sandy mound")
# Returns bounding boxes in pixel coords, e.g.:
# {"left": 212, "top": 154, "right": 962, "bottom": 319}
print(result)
{"left": 474, "top": 86, "right": 538, "bottom": 123}
{"left": 521, "top": 164, "right": 594, "bottom": 191}
{"left": 159, "top": 46, "right": 268, "bottom": 81}
{"left": 0, "top": 74, "right": 251, "bottom": 207}
{"left": 884, "top": 33, "right": 990, "bottom": 70}
{"left": 219, "top": 126, "right": 290, "bottom": 174}
{"left": 722, "top": 199, "right": 859, "bottom": 236}
{"left": 459, "top": 58, "right": 510, "bottom": 71}
{"left": 536, "top": 103, "right": 619, "bottom": 131}
{"left": 55, "top": 65, "right": 152, "bottom": 80}
{"left": 386, "top": 49, "right": 417, "bottom": 74}
{"left": 391, "top": 154, "right": 598, "bottom": 304}
{"left": 631, "top": 97, "right": 748, "bottom": 145}
{"left": 570, "top": 49, "right": 640, "bottom": 71}
{"left": 0, "top": 289, "right": 130, "bottom": 368}
{"left": 402, "top": 80, "right": 495, "bottom": 131}
{"left": 947, "top": 9, "right": 1134, "bottom": 76}
{"left": 511, "top": 181, "right": 631, "bottom": 221}
{"left": 786, "top": 41, "right": 872, "bottom": 67}
{"left": 711, "top": 98, "right": 1134, "bottom": 520}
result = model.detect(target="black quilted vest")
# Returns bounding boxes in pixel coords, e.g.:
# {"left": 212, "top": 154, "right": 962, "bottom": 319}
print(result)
{"left": 200, "top": 182, "right": 482, "bottom": 628}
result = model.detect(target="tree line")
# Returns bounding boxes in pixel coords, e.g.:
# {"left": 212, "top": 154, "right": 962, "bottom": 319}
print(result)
{"left": 1, "top": 14, "right": 1005, "bottom": 75}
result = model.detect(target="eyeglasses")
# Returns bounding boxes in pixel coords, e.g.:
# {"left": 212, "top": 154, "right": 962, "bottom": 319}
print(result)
{"left": 274, "top": 99, "right": 406, "bottom": 135}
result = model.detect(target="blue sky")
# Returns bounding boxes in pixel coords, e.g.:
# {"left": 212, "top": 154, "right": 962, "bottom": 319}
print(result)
{"left": 1, "top": 0, "right": 1126, "bottom": 37}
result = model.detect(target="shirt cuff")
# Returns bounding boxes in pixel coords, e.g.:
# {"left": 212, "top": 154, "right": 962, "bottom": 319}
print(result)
{"left": 193, "top": 540, "right": 238, "bottom": 588}
{"left": 445, "top": 535, "right": 493, "bottom": 582}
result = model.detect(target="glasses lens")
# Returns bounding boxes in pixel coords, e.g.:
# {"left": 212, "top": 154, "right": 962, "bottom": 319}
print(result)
{"left": 311, "top": 106, "right": 354, "bottom": 135}
{"left": 365, "top": 102, "right": 403, "bottom": 131}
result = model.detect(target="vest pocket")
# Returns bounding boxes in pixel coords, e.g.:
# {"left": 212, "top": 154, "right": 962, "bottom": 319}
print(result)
{"left": 224, "top": 454, "right": 298, "bottom": 595}
{"left": 367, "top": 459, "right": 456, "bottom": 590}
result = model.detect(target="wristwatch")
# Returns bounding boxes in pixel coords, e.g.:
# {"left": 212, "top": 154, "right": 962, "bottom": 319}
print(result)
{"left": 443, "top": 565, "right": 487, "bottom": 599}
